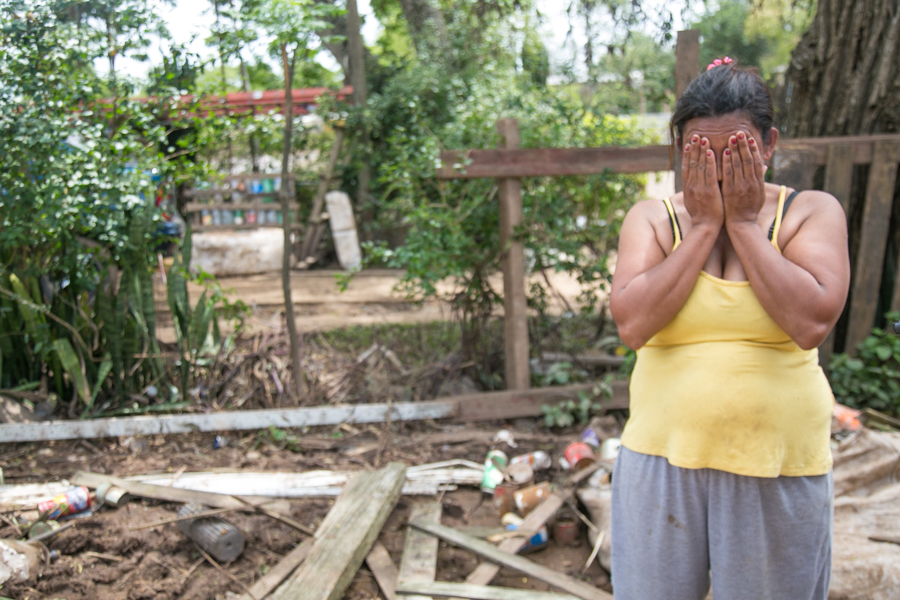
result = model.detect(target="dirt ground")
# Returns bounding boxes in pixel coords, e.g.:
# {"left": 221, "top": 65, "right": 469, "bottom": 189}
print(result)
{"left": 156, "top": 268, "right": 593, "bottom": 342}
{"left": 0, "top": 419, "right": 617, "bottom": 600}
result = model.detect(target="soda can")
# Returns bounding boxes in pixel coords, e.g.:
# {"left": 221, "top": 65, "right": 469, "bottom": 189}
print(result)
{"left": 564, "top": 442, "right": 596, "bottom": 471}
{"left": 506, "top": 462, "right": 534, "bottom": 486}
{"left": 501, "top": 513, "right": 549, "bottom": 553}
{"left": 37, "top": 486, "right": 91, "bottom": 520}
{"left": 510, "top": 451, "right": 552, "bottom": 471}
{"left": 481, "top": 450, "right": 509, "bottom": 493}
{"left": 492, "top": 482, "right": 518, "bottom": 517}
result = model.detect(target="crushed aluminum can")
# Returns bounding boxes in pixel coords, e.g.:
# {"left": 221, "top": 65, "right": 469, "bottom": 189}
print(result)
{"left": 481, "top": 450, "right": 509, "bottom": 493}
{"left": 509, "top": 451, "right": 552, "bottom": 471}
{"left": 501, "top": 512, "right": 549, "bottom": 553}
{"left": 36, "top": 486, "right": 91, "bottom": 520}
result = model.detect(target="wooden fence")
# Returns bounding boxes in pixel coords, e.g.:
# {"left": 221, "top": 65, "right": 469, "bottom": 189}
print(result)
{"left": 437, "top": 120, "right": 900, "bottom": 390}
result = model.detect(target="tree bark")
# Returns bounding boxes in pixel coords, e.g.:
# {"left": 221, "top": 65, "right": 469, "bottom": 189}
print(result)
{"left": 280, "top": 44, "right": 306, "bottom": 400}
{"left": 779, "top": 0, "right": 900, "bottom": 137}
{"left": 346, "top": 0, "right": 372, "bottom": 236}
{"left": 238, "top": 53, "right": 261, "bottom": 173}
{"left": 397, "top": 0, "right": 449, "bottom": 56}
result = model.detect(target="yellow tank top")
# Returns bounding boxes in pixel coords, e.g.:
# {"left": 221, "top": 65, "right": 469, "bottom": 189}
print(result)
{"left": 621, "top": 187, "right": 834, "bottom": 478}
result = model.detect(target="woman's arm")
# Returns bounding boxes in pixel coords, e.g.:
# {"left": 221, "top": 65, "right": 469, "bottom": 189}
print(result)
{"left": 723, "top": 133, "right": 851, "bottom": 350}
{"left": 610, "top": 137, "right": 723, "bottom": 349}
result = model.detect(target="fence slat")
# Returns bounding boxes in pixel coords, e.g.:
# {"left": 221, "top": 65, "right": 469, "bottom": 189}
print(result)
{"left": 818, "top": 145, "right": 856, "bottom": 366}
{"left": 773, "top": 148, "right": 815, "bottom": 191}
{"left": 673, "top": 29, "right": 700, "bottom": 193}
{"left": 846, "top": 141, "right": 900, "bottom": 353}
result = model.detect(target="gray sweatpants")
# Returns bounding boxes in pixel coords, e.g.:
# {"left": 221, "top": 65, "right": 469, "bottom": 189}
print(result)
{"left": 611, "top": 447, "right": 832, "bottom": 600}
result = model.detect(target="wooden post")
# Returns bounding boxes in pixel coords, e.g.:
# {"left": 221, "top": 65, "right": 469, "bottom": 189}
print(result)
{"left": 497, "top": 118, "right": 530, "bottom": 391}
{"left": 673, "top": 29, "right": 700, "bottom": 193}
{"left": 820, "top": 144, "right": 855, "bottom": 366}
{"left": 397, "top": 502, "right": 441, "bottom": 600}
{"left": 846, "top": 141, "right": 900, "bottom": 353}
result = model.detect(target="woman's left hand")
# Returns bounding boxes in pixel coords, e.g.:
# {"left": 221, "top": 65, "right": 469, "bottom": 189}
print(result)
{"left": 721, "top": 130, "right": 766, "bottom": 226}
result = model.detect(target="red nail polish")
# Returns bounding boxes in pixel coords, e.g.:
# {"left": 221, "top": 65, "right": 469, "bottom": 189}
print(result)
{"left": 707, "top": 150, "right": 713, "bottom": 157}
{"left": 701, "top": 139, "right": 707, "bottom": 146}
{"left": 725, "top": 149, "right": 731, "bottom": 156}
{"left": 738, "top": 132, "right": 745, "bottom": 140}
{"left": 730, "top": 137, "right": 736, "bottom": 145}
{"left": 749, "top": 138, "right": 755, "bottom": 145}
{"left": 685, "top": 144, "right": 691, "bottom": 152}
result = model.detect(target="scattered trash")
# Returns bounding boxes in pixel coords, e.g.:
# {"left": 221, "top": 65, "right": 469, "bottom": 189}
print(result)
{"left": 37, "top": 486, "right": 92, "bottom": 520}
{"left": 514, "top": 482, "right": 552, "bottom": 516}
{"left": 600, "top": 438, "right": 621, "bottom": 461}
{"left": 0, "top": 539, "right": 43, "bottom": 584}
{"left": 176, "top": 502, "right": 245, "bottom": 563}
{"left": 213, "top": 435, "right": 228, "bottom": 449}
{"left": 501, "top": 513, "right": 549, "bottom": 553}
{"left": 492, "top": 482, "right": 518, "bottom": 518}
{"left": 492, "top": 429, "right": 518, "bottom": 448}
{"left": 510, "top": 450, "right": 552, "bottom": 471}
{"left": 95, "top": 482, "right": 131, "bottom": 509}
{"left": 564, "top": 442, "right": 596, "bottom": 471}
{"left": 481, "top": 450, "right": 509, "bottom": 493}
{"left": 552, "top": 512, "right": 580, "bottom": 546}
{"left": 833, "top": 403, "right": 862, "bottom": 432}
{"left": 27, "top": 520, "right": 59, "bottom": 540}
{"left": 581, "top": 427, "right": 600, "bottom": 448}
{"left": 506, "top": 462, "right": 534, "bottom": 486}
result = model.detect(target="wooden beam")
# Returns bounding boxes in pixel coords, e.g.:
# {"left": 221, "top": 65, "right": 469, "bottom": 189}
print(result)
{"left": 846, "top": 141, "right": 900, "bottom": 353}
{"left": 772, "top": 148, "right": 815, "bottom": 191}
{"left": 70, "top": 471, "right": 283, "bottom": 512}
{"left": 435, "top": 135, "right": 900, "bottom": 183}
{"left": 366, "top": 542, "right": 399, "bottom": 600}
{"left": 674, "top": 29, "right": 700, "bottom": 193}
{"left": 237, "top": 541, "right": 312, "bottom": 600}
{"left": 453, "top": 381, "right": 629, "bottom": 422}
{"left": 396, "top": 582, "right": 579, "bottom": 600}
{"left": 436, "top": 146, "right": 670, "bottom": 179}
{"left": 398, "top": 502, "right": 442, "bottom": 600}
{"left": 465, "top": 493, "right": 565, "bottom": 586}
{"left": 497, "top": 118, "right": 530, "bottom": 391}
{"left": 271, "top": 463, "right": 407, "bottom": 600}
{"left": 0, "top": 400, "right": 458, "bottom": 443}
{"left": 820, "top": 144, "right": 856, "bottom": 367}
{"left": 409, "top": 519, "right": 611, "bottom": 600}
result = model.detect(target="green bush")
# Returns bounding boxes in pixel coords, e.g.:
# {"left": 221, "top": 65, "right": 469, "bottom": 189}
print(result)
{"left": 829, "top": 313, "right": 900, "bottom": 417}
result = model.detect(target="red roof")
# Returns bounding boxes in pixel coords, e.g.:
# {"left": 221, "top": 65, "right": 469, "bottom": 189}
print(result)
{"left": 123, "top": 86, "right": 353, "bottom": 118}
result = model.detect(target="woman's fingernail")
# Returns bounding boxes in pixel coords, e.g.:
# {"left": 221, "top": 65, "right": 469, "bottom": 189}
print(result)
{"left": 692, "top": 135, "right": 699, "bottom": 143}
{"left": 738, "top": 132, "right": 745, "bottom": 140}
{"left": 730, "top": 136, "right": 737, "bottom": 145}
{"left": 725, "top": 149, "right": 731, "bottom": 156}
{"left": 707, "top": 150, "right": 713, "bottom": 157}
{"left": 685, "top": 144, "right": 691, "bottom": 152}
{"left": 749, "top": 138, "right": 755, "bottom": 145}
{"left": 701, "top": 138, "right": 707, "bottom": 146}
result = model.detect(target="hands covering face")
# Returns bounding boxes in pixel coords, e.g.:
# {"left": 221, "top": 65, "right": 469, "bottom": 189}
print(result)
{"left": 681, "top": 130, "right": 767, "bottom": 229}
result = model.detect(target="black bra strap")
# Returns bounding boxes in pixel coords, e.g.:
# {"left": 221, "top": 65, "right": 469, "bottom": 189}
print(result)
{"left": 663, "top": 199, "right": 683, "bottom": 242}
{"left": 768, "top": 190, "right": 800, "bottom": 241}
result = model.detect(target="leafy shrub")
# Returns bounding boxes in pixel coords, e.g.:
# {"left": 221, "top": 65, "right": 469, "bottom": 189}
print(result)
{"left": 829, "top": 314, "right": 900, "bottom": 417}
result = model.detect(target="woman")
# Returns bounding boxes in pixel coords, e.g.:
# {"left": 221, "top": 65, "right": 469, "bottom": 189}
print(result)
{"left": 608, "top": 60, "right": 850, "bottom": 600}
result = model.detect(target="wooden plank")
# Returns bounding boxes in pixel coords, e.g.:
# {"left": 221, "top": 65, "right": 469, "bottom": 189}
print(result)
{"left": 270, "top": 462, "right": 407, "bottom": 600}
{"left": 436, "top": 146, "right": 670, "bottom": 179}
{"left": 540, "top": 352, "right": 626, "bottom": 367}
{"left": 820, "top": 143, "right": 856, "bottom": 368}
{"left": 70, "top": 471, "right": 281, "bottom": 511}
{"left": 453, "top": 381, "right": 629, "bottom": 422}
{"left": 778, "top": 133, "right": 900, "bottom": 166}
{"left": 299, "top": 128, "right": 345, "bottom": 262}
{"left": 497, "top": 118, "right": 530, "bottom": 391}
{"left": 366, "top": 542, "right": 399, "bottom": 600}
{"left": 846, "top": 141, "right": 900, "bottom": 353}
{"left": 193, "top": 223, "right": 305, "bottom": 232}
{"left": 396, "top": 581, "right": 579, "bottom": 600}
{"left": 772, "top": 148, "right": 815, "bottom": 191}
{"left": 409, "top": 519, "right": 611, "bottom": 600}
{"left": 0, "top": 400, "right": 457, "bottom": 443}
{"left": 465, "top": 493, "right": 566, "bottom": 586}
{"left": 238, "top": 541, "right": 312, "bottom": 600}
{"left": 184, "top": 202, "right": 285, "bottom": 212}
{"left": 398, "top": 502, "right": 442, "bottom": 600}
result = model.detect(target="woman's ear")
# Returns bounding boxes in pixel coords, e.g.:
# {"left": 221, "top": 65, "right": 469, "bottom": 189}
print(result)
{"left": 762, "top": 127, "right": 779, "bottom": 161}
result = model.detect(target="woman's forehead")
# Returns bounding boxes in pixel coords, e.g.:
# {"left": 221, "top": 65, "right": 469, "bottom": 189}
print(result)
{"left": 682, "top": 114, "right": 761, "bottom": 139}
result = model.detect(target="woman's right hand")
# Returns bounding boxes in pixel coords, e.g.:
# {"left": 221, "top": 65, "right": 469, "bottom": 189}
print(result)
{"left": 682, "top": 135, "right": 724, "bottom": 230}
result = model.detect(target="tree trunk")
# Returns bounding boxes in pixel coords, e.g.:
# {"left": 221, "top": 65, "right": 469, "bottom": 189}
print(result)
{"left": 397, "top": 0, "right": 449, "bottom": 56}
{"left": 280, "top": 44, "right": 306, "bottom": 400}
{"left": 346, "top": 0, "right": 372, "bottom": 238}
{"left": 238, "top": 54, "right": 261, "bottom": 173}
{"left": 779, "top": 0, "right": 900, "bottom": 137}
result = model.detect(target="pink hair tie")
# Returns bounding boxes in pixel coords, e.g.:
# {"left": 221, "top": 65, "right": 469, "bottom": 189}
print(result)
{"left": 706, "top": 56, "right": 733, "bottom": 71}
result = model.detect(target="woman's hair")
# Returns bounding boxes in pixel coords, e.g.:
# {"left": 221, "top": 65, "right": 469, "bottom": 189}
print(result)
{"left": 670, "top": 62, "right": 774, "bottom": 147}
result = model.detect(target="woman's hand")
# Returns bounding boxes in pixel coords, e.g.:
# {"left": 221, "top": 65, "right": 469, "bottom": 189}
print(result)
{"left": 722, "top": 130, "right": 766, "bottom": 226}
{"left": 682, "top": 135, "right": 724, "bottom": 230}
